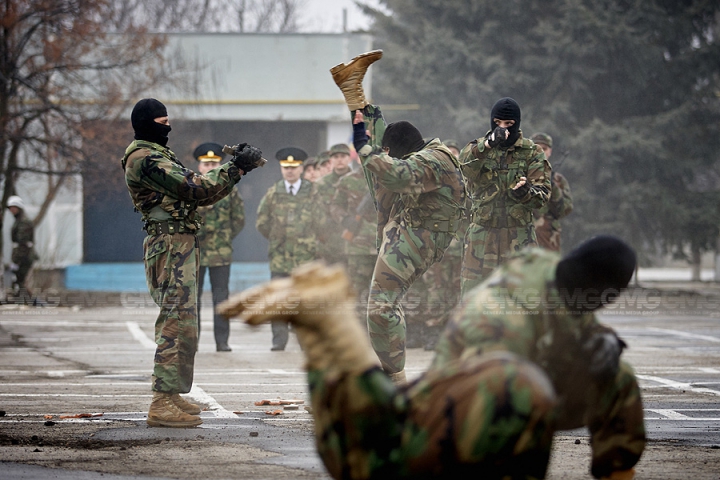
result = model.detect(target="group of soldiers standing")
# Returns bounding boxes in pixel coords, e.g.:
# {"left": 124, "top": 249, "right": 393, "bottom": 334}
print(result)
{"left": 122, "top": 48, "right": 642, "bottom": 480}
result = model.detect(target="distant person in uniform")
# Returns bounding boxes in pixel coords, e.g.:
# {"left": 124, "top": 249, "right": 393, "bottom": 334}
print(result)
{"left": 530, "top": 132, "right": 573, "bottom": 252}
{"left": 316, "top": 143, "right": 353, "bottom": 268}
{"left": 314, "top": 150, "right": 333, "bottom": 181}
{"left": 194, "top": 142, "right": 246, "bottom": 352}
{"left": 6, "top": 195, "right": 38, "bottom": 301}
{"left": 122, "top": 98, "right": 262, "bottom": 427}
{"left": 256, "top": 147, "right": 319, "bottom": 351}
{"left": 301, "top": 156, "right": 320, "bottom": 182}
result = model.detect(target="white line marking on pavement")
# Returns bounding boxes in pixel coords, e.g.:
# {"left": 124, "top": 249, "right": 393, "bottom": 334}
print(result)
{"left": 637, "top": 375, "right": 720, "bottom": 396}
{"left": 188, "top": 385, "right": 238, "bottom": 418}
{"left": 699, "top": 367, "right": 720, "bottom": 374}
{"left": 646, "top": 409, "right": 691, "bottom": 419}
{"left": 126, "top": 321, "right": 156, "bottom": 349}
{"left": 646, "top": 327, "right": 720, "bottom": 343}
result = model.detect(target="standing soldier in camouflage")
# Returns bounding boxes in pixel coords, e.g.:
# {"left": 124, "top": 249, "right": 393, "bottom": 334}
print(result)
{"left": 459, "top": 97, "right": 551, "bottom": 296}
{"left": 432, "top": 236, "right": 646, "bottom": 480}
{"left": 530, "top": 132, "right": 573, "bottom": 252}
{"left": 418, "top": 138, "right": 468, "bottom": 350}
{"left": 301, "top": 156, "right": 319, "bottom": 182}
{"left": 331, "top": 156, "right": 377, "bottom": 318}
{"left": 314, "top": 150, "right": 333, "bottom": 181}
{"left": 219, "top": 261, "right": 557, "bottom": 480}
{"left": 122, "top": 98, "right": 262, "bottom": 427}
{"left": 331, "top": 50, "right": 466, "bottom": 384}
{"left": 256, "top": 147, "right": 318, "bottom": 351}
{"left": 316, "top": 143, "right": 353, "bottom": 268}
{"left": 5, "top": 195, "right": 38, "bottom": 301}
{"left": 194, "top": 143, "right": 245, "bottom": 352}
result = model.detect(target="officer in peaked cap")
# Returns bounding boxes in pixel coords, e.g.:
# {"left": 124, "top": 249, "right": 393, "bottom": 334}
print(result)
{"left": 276, "top": 147, "right": 307, "bottom": 167}
{"left": 193, "top": 142, "right": 226, "bottom": 163}
{"left": 256, "top": 147, "right": 319, "bottom": 350}
{"left": 193, "top": 141, "right": 245, "bottom": 352}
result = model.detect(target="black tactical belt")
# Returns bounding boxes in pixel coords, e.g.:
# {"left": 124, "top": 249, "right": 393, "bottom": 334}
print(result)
{"left": 145, "top": 220, "right": 193, "bottom": 236}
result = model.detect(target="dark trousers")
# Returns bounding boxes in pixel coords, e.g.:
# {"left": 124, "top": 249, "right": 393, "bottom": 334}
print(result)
{"left": 198, "top": 265, "right": 231, "bottom": 347}
{"left": 270, "top": 272, "right": 290, "bottom": 348}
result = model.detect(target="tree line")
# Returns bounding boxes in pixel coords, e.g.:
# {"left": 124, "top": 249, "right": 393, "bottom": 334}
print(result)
{"left": 364, "top": 0, "right": 720, "bottom": 270}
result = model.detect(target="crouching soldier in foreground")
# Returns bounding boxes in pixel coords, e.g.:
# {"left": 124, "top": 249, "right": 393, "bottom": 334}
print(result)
{"left": 432, "top": 235, "right": 645, "bottom": 480}
{"left": 219, "top": 262, "right": 557, "bottom": 479}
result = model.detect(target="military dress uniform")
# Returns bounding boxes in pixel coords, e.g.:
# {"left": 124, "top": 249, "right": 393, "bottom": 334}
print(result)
{"left": 432, "top": 248, "right": 646, "bottom": 478}
{"left": 256, "top": 148, "right": 319, "bottom": 350}
{"left": 358, "top": 104, "right": 466, "bottom": 379}
{"left": 459, "top": 132, "right": 550, "bottom": 296}
{"left": 193, "top": 143, "right": 246, "bottom": 352}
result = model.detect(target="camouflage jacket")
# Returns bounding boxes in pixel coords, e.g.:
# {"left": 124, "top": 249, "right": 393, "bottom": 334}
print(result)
{"left": 10, "top": 212, "right": 38, "bottom": 264}
{"left": 432, "top": 247, "right": 617, "bottom": 402}
{"left": 122, "top": 140, "right": 242, "bottom": 232}
{"left": 256, "top": 179, "right": 318, "bottom": 275}
{"left": 196, "top": 188, "right": 245, "bottom": 266}
{"left": 330, "top": 169, "right": 377, "bottom": 256}
{"left": 315, "top": 169, "right": 349, "bottom": 259}
{"left": 362, "top": 138, "right": 466, "bottom": 243}
{"left": 533, "top": 171, "right": 573, "bottom": 233}
{"left": 460, "top": 132, "right": 550, "bottom": 228}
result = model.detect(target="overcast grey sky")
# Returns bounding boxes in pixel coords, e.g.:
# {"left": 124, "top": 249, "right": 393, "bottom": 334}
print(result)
{"left": 297, "top": 0, "right": 385, "bottom": 32}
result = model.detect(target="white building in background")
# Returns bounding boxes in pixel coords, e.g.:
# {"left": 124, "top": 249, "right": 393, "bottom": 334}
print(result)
{"left": 4, "top": 32, "right": 377, "bottom": 271}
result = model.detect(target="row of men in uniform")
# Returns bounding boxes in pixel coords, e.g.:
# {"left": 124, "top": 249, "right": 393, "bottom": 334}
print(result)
{"left": 221, "top": 132, "right": 572, "bottom": 352}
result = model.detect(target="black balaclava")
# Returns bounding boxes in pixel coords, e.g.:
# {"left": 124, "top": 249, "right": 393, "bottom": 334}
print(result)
{"left": 131, "top": 98, "right": 171, "bottom": 147}
{"left": 490, "top": 97, "right": 521, "bottom": 148}
{"left": 555, "top": 235, "right": 637, "bottom": 312}
{"left": 382, "top": 121, "right": 425, "bottom": 158}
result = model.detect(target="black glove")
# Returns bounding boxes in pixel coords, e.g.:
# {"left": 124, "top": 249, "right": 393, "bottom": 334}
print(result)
{"left": 232, "top": 145, "right": 263, "bottom": 173}
{"left": 510, "top": 181, "right": 531, "bottom": 199}
{"left": 487, "top": 126, "right": 508, "bottom": 148}
{"left": 583, "top": 332, "right": 625, "bottom": 382}
{"left": 353, "top": 121, "right": 369, "bottom": 152}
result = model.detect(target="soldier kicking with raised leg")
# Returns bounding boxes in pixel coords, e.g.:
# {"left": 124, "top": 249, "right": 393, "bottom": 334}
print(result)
{"left": 330, "top": 50, "right": 466, "bottom": 385}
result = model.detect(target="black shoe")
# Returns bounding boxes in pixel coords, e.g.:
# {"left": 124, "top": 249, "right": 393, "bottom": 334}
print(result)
{"left": 270, "top": 345, "right": 285, "bottom": 351}
{"left": 216, "top": 344, "right": 232, "bottom": 352}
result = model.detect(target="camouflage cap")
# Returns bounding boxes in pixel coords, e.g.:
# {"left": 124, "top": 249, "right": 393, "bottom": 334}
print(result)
{"left": 276, "top": 147, "right": 308, "bottom": 167}
{"left": 329, "top": 143, "right": 350, "bottom": 156}
{"left": 304, "top": 156, "right": 318, "bottom": 168}
{"left": 530, "top": 132, "right": 553, "bottom": 148}
{"left": 316, "top": 150, "right": 331, "bottom": 166}
{"left": 193, "top": 142, "right": 226, "bottom": 162}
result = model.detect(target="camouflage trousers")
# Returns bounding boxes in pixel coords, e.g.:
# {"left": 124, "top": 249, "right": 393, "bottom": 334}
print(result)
{"left": 556, "top": 360, "right": 646, "bottom": 478}
{"left": 533, "top": 215, "right": 562, "bottom": 252}
{"left": 347, "top": 254, "right": 377, "bottom": 321}
{"left": 309, "top": 352, "right": 557, "bottom": 479}
{"left": 367, "top": 220, "right": 452, "bottom": 373}
{"left": 461, "top": 222, "right": 537, "bottom": 296}
{"left": 143, "top": 233, "right": 199, "bottom": 394}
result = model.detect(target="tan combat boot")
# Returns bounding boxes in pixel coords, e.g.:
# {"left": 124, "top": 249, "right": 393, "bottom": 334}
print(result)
{"left": 330, "top": 50, "right": 383, "bottom": 111}
{"left": 218, "top": 262, "right": 380, "bottom": 376}
{"left": 170, "top": 393, "right": 202, "bottom": 415}
{"left": 147, "top": 392, "right": 202, "bottom": 427}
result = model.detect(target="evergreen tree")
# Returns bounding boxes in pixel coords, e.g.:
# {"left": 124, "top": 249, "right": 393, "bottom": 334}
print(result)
{"left": 365, "top": 0, "right": 720, "bottom": 263}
